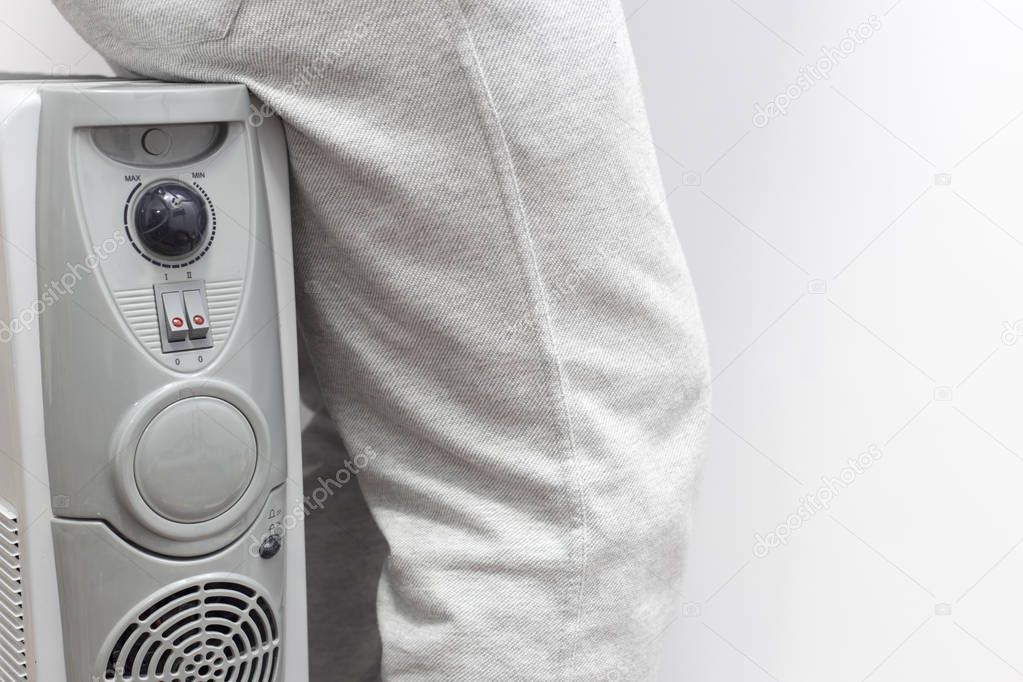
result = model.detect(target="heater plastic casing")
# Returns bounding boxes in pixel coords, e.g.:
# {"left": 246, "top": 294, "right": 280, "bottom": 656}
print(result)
{"left": 0, "top": 81, "right": 308, "bottom": 681}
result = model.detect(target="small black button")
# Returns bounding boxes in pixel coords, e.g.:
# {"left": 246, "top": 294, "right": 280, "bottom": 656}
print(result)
{"left": 259, "top": 534, "right": 282, "bottom": 559}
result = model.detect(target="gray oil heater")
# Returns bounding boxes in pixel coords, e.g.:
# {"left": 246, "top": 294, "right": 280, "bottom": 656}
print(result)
{"left": 0, "top": 80, "right": 309, "bottom": 681}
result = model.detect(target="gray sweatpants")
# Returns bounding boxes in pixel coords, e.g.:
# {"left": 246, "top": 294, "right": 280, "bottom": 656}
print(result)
{"left": 54, "top": 1, "right": 710, "bottom": 679}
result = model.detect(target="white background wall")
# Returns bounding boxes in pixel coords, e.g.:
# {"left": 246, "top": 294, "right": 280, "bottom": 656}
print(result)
{"left": 626, "top": 1, "right": 1023, "bottom": 681}
{"left": 6, "top": 1, "right": 1023, "bottom": 680}
{"left": 0, "top": 2, "right": 113, "bottom": 77}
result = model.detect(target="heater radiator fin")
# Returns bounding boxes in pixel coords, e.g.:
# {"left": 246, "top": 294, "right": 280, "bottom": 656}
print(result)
{"left": 99, "top": 577, "right": 279, "bottom": 682}
{"left": 115, "top": 278, "right": 243, "bottom": 352}
{"left": 0, "top": 500, "right": 27, "bottom": 681}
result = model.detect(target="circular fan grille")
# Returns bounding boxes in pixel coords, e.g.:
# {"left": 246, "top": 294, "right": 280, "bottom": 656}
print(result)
{"left": 99, "top": 577, "right": 280, "bottom": 682}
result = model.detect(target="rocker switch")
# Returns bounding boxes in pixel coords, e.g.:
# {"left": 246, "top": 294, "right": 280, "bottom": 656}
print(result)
{"left": 182, "top": 289, "right": 210, "bottom": 340}
{"left": 161, "top": 292, "right": 189, "bottom": 342}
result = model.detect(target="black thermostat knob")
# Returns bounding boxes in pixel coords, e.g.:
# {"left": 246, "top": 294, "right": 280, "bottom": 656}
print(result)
{"left": 134, "top": 183, "right": 208, "bottom": 258}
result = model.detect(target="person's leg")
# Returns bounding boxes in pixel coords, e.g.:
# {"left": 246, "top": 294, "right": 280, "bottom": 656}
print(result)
{"left": 54, "top": 1, "right": 709, "bottom": 678}
{"left": 300, "top": 338, "right": 388, "bottom": 681}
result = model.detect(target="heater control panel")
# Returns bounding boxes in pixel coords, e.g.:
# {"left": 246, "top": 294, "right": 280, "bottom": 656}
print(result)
{"left": 66, "top": 116, "right": 257, "bottom": 373}
{"left": 36, "top": 84, "right": 288, "bottom": 558}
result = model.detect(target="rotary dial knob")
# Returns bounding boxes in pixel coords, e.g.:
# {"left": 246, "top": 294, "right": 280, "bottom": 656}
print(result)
{"left": 134, "top": 182, "right": 209, "bottom": 258}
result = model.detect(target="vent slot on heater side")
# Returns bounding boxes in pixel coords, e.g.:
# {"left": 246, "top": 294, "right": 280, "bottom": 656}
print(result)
{"left": 0, "top": 500, "right": 27, "bottom": 681}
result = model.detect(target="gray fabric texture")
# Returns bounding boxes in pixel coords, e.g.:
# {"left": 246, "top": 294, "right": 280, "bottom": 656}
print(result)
{"left": 53, "top": 1, "right": 711, "bottom": 679}
{"left": 299, "top": 334, "right": 389, "bottom": 681}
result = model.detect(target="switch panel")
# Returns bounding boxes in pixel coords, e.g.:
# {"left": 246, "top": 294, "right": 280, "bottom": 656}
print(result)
{"left": 154, "top": 280, "right": 214, "bottom": 353}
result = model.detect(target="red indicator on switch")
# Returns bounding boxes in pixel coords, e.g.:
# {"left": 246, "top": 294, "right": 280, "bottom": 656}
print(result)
{"left": 171, "top": 317, "right": 185, "bottom": 328}
{"left": 192, "top": 314, "right": 205, "bottom": 326}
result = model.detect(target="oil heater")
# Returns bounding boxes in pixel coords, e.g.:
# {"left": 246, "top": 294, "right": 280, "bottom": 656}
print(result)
{"left": 0, "top": 80, "right": 308, "bottom": 681}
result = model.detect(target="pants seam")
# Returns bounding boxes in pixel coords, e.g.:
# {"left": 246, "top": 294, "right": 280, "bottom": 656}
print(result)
{"left": 433, "top": 1, "right": 589, "bottom": 677}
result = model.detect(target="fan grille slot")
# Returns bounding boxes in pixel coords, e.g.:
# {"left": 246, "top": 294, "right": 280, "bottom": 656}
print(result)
{"left": 100, "top": 577, "right": 280, "bottom": 682}
{"left": 0, "top": 499, "right": 27, "bottom": 681}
